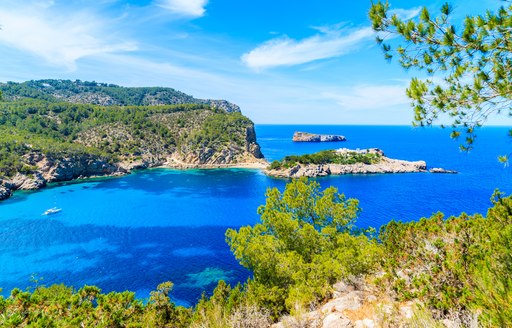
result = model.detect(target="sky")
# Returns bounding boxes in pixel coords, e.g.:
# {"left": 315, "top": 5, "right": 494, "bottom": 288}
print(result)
{"left": 0, "top": 0, "right": 510, "bottom": 125}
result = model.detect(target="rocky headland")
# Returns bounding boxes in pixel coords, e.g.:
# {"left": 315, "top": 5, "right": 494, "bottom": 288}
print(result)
{"left": 265, "top": 148, "right": 437, "bottom": 178}
{"left": 0, "top": 79, "right": 266, "bottom": 201}
{"left": 293, "top": 131, "right": 346, "bottom": 142}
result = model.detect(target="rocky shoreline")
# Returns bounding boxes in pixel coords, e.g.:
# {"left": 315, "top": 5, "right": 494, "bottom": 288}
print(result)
{"left": 0, "top": 145, "right": 456, "bottom": 201}
{"left": 265, "top": 158, "right": 427, "bottom": 178}
{"left": 264, "top": 148, "right": 456, "bottom": 178}
{"left": 0, "top": 156, "right": 268, "bottom": 201}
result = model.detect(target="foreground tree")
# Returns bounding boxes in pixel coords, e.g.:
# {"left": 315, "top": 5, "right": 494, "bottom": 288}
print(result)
{"left": 225, "top": 178, "right": 382, "bottom": 317}
{"left": 369, "top": 1, "right": 512, "bottom": 152}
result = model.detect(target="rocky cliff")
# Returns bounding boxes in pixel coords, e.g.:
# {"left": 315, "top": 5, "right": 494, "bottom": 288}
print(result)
{"left": 0, "top": 153, "right": 124, "bottom": 200}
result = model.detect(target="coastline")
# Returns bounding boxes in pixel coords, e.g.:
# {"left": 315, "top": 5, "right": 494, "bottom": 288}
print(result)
{"left": 0, "top": 159, "right": 270, "bottom": 202}
{"left": 160, "top": 158, "right": 269, "bottom": 170}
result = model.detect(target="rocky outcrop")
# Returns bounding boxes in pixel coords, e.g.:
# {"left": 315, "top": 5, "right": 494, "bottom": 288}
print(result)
{"left": 165, "top": 120, "right": 265, "bottom": 167}
{"left": 266, "top": 149, "right": 427, "bottom": 178}
{"left": 11, "top": 172, "right": 46, "bottom": 190}
{"left": 293, "top": 132, "right": 346, "bottom": 142}
{"left": 199, "top": 99, "right": 240, "bottom": 113}
{"left": 0, "top": 153, "right": 127, "bottom": 201}
{"left": 38, "top": 155, "right": 123, "bottom": 182}
{"left": 0, "top": 184, "right": 12, "bottom": 200}
{"left": 273, "top": 278, "right": 418, "bottom": 328}
{"left": 430, "top": 168, "right": 458, "bottom": 174}
{"left": 273, "top": 276, "right": 467, "bottom": 328}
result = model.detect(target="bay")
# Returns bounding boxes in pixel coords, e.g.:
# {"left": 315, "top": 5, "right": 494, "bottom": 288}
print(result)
{"left": 0, "top": 125, "right": 510, "bottom": 305}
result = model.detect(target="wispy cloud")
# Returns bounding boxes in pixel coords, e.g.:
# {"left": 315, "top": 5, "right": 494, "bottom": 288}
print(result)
{"left": 0, "top": 5, "right": 136, "bottom": 70}
{"left": 389, "top": 7, "right": 422, "bottom": 20}
{"left": 156, "top": 0, "right": 208, "bottom": 17}
{"left": 241, "top": 24, "right": 374, "bottom": 70}
{"left": 322, "top": 84, "right": 409, "bottom": 111}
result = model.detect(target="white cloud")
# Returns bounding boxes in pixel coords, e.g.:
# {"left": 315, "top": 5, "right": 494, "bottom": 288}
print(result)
{"left": 322, "top": 84, "right": 409, "bottom": 111}
{"left": 241, "top": 25, "right": 374, "bottom": 70}
{"left": 0, "top": 5, "right": 137, "bottom": 70}
{"left": 156, "top": 0, "right": 208, "bottom": 17}
{"left": 389, "top": 7, "right": 422, "bottom": 20}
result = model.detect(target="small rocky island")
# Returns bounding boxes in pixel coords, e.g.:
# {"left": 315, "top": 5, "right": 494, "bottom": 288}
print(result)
{"left": 293, "top": 131, "right": 346, "bottom": 142}
{"left": 265, "top": 148, "right": 450, "bottom": 178}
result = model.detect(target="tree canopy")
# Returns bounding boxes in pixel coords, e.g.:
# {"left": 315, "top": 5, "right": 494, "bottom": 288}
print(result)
{"left": 369, "top": 1, "right": 512, "bottom": 152}
{"left": 226, "top": 178, "right": 382, "bottom": 317}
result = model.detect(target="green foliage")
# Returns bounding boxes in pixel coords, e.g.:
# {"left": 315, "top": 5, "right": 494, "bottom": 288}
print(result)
{"left": 369, "top": 1, "right": 512, "bottom": 151}
{"left": 377, "top": 191, "right": 512, "bottom": 325}
{"left": 0, "top": 96, "right": 253, "bottom": 178}
{"left": 269, "top": 150, "right": 382, "bottom": 169}
{"left": 226, "top": 178, "right": 382, "bottom": 317}
{"left": 189, "top": 112, "right": 252, "bottom": 150}
{"left": 0, "top": 283, "right": 191, "bottom": 327}
{"left": 0, "top": 79, "right": 238, "bottom": 111}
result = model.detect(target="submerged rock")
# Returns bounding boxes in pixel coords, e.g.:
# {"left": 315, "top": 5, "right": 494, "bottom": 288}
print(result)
{"left": 293, "top": 131, "right": 346, "bottom": 142}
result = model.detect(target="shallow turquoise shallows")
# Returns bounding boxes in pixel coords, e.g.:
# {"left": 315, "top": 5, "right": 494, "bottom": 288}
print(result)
{"left": 0, "top": 125, "right": 511, "bottom": 305}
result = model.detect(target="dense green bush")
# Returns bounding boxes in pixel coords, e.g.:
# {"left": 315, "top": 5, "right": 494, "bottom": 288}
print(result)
{"left": 270, "top": 150, "right": 382, "bottom": 169}
{"left": 378, "top": 191, "right": 512, "bottom": 325}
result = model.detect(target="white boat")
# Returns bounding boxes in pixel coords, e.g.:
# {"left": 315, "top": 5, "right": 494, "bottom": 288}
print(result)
{"left": 43, "top": 207, "right": 62, "bottom": 215}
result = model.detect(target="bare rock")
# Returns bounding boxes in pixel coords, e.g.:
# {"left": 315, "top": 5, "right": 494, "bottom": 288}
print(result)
{"left": 0, "top": 185, "right": 11, "bottom": 200}
{"left": 323, "top": 313, "right": 353, "bottom": 328}
{"left": 354, "top": 319, "right": 375, "bottom": 328}
{"left": 399, "top": 302, "right": 414, "bottom": 319}
{"left": 293, "top": 132, "right": 346, "bottom": 142}
{"left": 11, "top": 173, "right": 46, "bottom": 190}
{"left": 429, "top": 168, "right": 458, "bottom": 174}
{"left": 321, "top": 291, "right": 363, "bottom": 314}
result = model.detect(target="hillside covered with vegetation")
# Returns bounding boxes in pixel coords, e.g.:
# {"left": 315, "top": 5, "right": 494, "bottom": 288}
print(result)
{"left": 0, "top": 80, "right": 241, "bottom": 112}
{"left": 0, "top": 80, "right": 264, "bottom": 199}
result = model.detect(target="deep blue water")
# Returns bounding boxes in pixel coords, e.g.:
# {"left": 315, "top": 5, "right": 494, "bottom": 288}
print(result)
{"left": 0, "top": 125, "right": 510, "bottom": 305}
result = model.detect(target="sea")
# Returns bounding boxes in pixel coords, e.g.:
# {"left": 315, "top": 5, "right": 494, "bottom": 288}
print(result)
{"left": 0, "top": 125, "right": 510, "bottom": 306}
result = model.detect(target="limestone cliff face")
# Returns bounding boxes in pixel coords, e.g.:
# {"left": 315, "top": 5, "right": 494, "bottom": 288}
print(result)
{"left": 35, "top": 154, "right": 122, "bottom": 182}
{"left": 0, "top": 153, "right": 125, "bottom": 198}
{"left": 172, "top": 124, "right": 265, "bottom": 166}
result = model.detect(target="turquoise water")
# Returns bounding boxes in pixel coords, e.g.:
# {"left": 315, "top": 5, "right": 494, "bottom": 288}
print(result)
{"left": 0, "top": 125, "right": 510, "bottom": 305}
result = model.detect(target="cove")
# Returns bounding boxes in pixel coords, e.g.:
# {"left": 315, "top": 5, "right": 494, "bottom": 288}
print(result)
{"left": 0, "top": 125, "right": 511, "bottom": 306}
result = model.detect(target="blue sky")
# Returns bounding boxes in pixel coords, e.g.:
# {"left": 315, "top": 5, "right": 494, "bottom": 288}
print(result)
{"left": 0, "top": 0, "right": 509, "bottom": 125}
